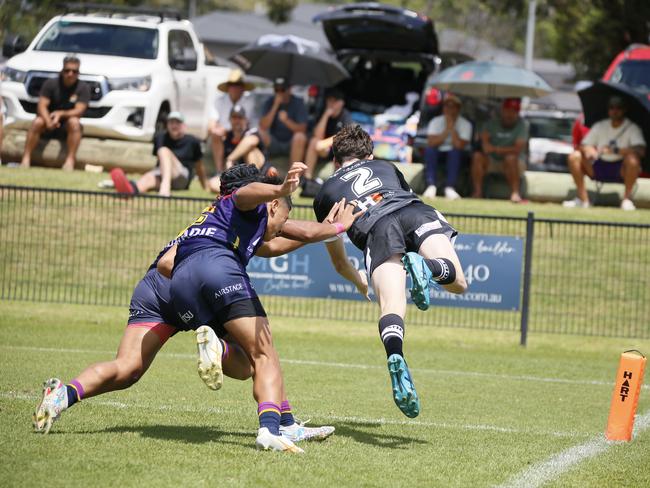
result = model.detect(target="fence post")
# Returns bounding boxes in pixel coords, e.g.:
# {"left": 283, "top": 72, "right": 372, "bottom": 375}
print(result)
{"left": 520, "top": 211, "right": 535, "bottom": 346}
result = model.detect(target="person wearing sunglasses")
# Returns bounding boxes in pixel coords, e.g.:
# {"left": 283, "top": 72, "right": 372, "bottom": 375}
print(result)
{"left": 20, "top": 54, "right": 90, "bottom": 171}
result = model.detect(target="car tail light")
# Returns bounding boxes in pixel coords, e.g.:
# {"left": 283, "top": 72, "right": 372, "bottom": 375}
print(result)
{"left": 308, "top": 85, "right": 319, "bottom": 98}
{"left": 425, "top": 87, "right": 441, "bottom": 106}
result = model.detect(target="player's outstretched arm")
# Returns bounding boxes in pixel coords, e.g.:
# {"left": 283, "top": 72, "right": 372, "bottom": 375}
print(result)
{"left": 325, "top": 238, "right": 370, "bottom": 300}
{"left": 234, "top": 162, "right": 306, "bottom": 211}
{"left": 281, "top": 198, "right": 362, "bottom": 243}
{"left": 255, "top": 237, "right": 306, "bottom": 257}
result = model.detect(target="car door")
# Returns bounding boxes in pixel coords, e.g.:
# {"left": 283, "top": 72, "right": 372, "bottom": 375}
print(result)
{"left": 168, "top": 29, "right": 204, "bottom": 136}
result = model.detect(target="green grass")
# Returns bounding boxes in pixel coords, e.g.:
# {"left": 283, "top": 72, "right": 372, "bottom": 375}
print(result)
{"left": 1, "top": 301, "right": 649, "bottom": 487}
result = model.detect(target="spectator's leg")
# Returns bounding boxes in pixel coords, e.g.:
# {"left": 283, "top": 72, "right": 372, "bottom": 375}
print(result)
{"left": 62, "top": 117, "right": 82, "bottom": 171}
{"left": 446, "top": 149, "right": 463, "bottom": 189}
{"left": 621, "top": 153, "right": 641, "bottom": 200}
{"left": 423, "top": 147, "right": 440, "bottom": 187}
{"left": 211, "top": 135, "right": 225, "bottom": 174}
{"left": 207, "top": 175, "right": 220, "bottom": 194}
{"left": 227, "top": 134, "right": 261, "bottom": 167}
{"left": 503, "top": 153, "right": 522, "bottom": 202}
{"left": 156, "top": 147, "right": 184, "bottom": 197}
{"left": 567, "top": 150, "right": 590, "bottom": 203}
{"left": 21, "top": 116, "right": 47, "bottom": 168}
{"left": 470, "top": 151, "right": 488, "bottom": 198}
{"left": 304, "top": 136, "right": 320, "bottom": 179}
{"left": 289, "top": 132, "right": 307, "bottom": 165}
{"left": 244, "top": 148, "right": 266, "bottom": 170}
{"left": 135, "top": 170, "right": 161, "bottom": 194}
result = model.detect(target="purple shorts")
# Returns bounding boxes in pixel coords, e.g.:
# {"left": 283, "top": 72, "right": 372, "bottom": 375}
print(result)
{"left": 591, "top": 159, "right": 623, "bottom": 183}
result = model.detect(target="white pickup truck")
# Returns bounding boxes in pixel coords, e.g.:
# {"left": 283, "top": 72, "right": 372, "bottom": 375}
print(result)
{"left": 1, "top": 5, "right": 228, "bottom": 142}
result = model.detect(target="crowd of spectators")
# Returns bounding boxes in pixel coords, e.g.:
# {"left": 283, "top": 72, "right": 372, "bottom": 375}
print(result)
{"left": 2, "top": 64, "right": 646, "bottom": 209}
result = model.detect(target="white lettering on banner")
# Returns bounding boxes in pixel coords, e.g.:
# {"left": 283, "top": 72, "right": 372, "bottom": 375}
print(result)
{"left": 270, "top": 255, "right": 288, "bottom": 273}
{"left": 476, "top": 240, "right": 515, "bottom": 257}
{"left": 415, "top": 221, "right": 442, "bottom": 237}
{"left": 463, "top": 264, "right": 491, "bottom": 285}
{"left": 214, "top": 283, "right": 244, "bottom": 298}
{"left": 431, "top": 289, "right": 503, "bottom": 304}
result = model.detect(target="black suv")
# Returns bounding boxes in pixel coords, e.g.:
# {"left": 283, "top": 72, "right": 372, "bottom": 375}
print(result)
{"left": 312, "top": 3, "right": 439, "bottom": 126}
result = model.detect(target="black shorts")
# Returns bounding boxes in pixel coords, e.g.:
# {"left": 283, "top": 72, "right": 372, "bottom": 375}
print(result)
{"left": 363, "top": 201, "right": 457, "bottom": 276}
{"left": 207, "top": 297, "right": 267, "bottom": 338}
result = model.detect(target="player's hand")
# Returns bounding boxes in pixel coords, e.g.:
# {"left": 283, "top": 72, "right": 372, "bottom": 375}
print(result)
{"left": 280, "top": 162, "right": 307, "bottom": 196}
{"left": 332, "top": 198, "right": 365, "bottom": 231}
{"left": 356, "top": 270, "right": 370, "bottom": 301}
{"left": 324, "top": 199, "right": 342, "bottom": 224}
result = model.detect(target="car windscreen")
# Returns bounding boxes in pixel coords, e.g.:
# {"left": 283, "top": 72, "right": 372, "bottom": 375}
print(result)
{"left": 34, "top": 21, "right": 158, "bottom": 59}
{"left": 610, "top": 60, "right": 650, "bottom": 94}
{"left": 527, "top": 116, "right": 573, "bottom": 143}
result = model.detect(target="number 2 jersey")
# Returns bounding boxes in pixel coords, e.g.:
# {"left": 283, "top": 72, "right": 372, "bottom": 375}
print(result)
{"left": 313, "top": 159, "right": 420, "bottom": 250}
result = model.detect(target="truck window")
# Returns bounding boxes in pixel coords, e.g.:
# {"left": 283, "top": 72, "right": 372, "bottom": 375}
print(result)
{"left": 168, "top": 30, "right": 197, "bottom": 71}
{"left": 35, "top": 21, "right": 158, "bottom": 59}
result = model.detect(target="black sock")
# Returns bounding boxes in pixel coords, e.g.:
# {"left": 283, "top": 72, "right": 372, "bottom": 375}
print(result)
{"left": 424, "top": 258, "right": 456, "bottom": 284}
{"left": 378, "top": 314, "right": 404, "bottom": 358}
{"left": 65, "top": 385, "right": 80, "bottom": 407}
{"left": 129, "top": 180, "right": 140, "bottom": 194}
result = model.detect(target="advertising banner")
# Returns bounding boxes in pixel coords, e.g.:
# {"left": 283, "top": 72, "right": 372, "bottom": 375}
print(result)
{"left": 248, "top": 233, "right": 523, "bottom": 311}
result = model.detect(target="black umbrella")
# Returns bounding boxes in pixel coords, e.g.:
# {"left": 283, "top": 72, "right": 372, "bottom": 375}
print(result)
{"left": 578, "top": 81, "right": 650, "bottom": 170}
{"left": 230, "top": 34, "right": 349, "bottom": 87}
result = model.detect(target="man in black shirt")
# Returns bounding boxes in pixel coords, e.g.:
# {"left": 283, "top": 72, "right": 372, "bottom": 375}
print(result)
{"left": 110, "top": 111, "right": 208, "bottom": 197}
{"left": 313, "top": 124, "right": 467, "bottom": 419}
{"left": 20, "top": 55, "right": 90, "bottom": 170}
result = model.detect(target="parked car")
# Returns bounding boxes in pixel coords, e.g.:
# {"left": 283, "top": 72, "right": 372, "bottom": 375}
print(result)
{"left": 521, "top": 108, "right": 577, "bottom": 173}
{"left": 0, "top": 4, "right": 229, "bottom": 142}
{"left": 602, "top": 43, "right": 650, "bottom": 95}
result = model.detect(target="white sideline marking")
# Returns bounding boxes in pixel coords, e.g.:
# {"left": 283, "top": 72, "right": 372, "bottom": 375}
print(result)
{"left": 495, "top": 410, "right": 650, "bottom": 488}
{"left": 0, "top": 391, "right": 586, "bottom": 438}
{"left": 3, "top": 344, "right": 647, "bottom": 391}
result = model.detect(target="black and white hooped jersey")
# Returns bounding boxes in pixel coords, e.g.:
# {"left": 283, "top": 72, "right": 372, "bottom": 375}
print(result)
{"left": 313, "top": 159, "right": 420, "bottom": 250}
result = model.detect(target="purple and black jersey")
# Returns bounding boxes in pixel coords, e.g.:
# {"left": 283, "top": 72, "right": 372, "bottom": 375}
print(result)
{"left": 174, "top": 192, "right": 268, "bottom": 268}
{"left": 313, "top": 159, "right": 420, "bottom": 250}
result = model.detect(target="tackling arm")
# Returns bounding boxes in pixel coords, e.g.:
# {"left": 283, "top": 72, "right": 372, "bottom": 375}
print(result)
{"left": 325, "top": 238, "right": 369, "bottom": 300}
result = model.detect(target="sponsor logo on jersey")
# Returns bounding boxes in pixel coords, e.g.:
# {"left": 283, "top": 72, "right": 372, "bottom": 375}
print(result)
{"left": 179, "top": 310, "right": 194, "bottom": 323}
{"left": 415, "top": 220, "right": 442, "bottom": 237}
{"left": 214, "top": 283, "right": 244, "bottom": 298}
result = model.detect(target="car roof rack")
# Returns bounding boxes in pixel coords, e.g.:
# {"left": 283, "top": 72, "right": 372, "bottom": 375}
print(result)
{"left": 59, "top": 2, "right": 183, "bottom": 22}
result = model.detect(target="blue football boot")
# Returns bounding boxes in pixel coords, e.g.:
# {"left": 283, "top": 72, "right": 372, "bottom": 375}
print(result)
{"left": 402, "top": 252, "right": 432, "bottom": 311}
{"left": 387, "top": 354, "right": 420, "bottom": 418}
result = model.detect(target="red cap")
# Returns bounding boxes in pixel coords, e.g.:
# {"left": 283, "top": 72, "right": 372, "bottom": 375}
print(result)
{"left": 502, "top": 98, "right": 521, "bottom": 112}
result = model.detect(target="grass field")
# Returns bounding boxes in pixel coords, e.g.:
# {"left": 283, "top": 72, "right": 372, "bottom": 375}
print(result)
{"left": 1, "top": 301, "right": 649, "bottom": 487}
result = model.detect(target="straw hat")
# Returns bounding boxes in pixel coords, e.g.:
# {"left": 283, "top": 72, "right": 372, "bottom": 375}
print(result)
{"left": 218, "top": 69, "right": 254, "bottom": 92}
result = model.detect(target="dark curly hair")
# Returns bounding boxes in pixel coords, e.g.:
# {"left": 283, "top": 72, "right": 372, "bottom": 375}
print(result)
{"left": 332, "top": 124, "right": 373, "bottom": 163}
{"left": 219, "top": 164, "right": 261, "bottom": 196}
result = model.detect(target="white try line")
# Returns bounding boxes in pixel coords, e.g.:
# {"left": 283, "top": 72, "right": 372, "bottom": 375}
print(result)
{"left": 495, "top": 409, "right": 650, "bottom": 488}
{"left": 2, "top": 344, "right": 647, "bottom": 391}
{"left": 0, "top": 391, "right": 588, "bottom": 439}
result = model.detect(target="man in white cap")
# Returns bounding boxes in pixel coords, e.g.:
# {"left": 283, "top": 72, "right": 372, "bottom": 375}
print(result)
{"left": 110, "top": 111, "right": 208, "bottom": 197}
{"left": 208, "top": 69, "right": 256, "bottom": 174}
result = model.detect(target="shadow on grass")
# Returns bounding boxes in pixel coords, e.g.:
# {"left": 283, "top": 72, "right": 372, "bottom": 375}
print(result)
{"left": 72, "top": 424, "right": 252, "bottom": 447}
{"left": 332, "top": 422, "right": 429, "bottom": 449}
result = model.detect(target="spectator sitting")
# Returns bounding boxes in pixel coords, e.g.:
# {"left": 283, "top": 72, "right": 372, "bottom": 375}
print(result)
{"left": 563, "top": 96, "right": 646, "bottom": 211}
{"left": 471, "top": 98, "right": 528, "bottom": 203}
{"left": 110, "top": 111, "right": 208, "bottom": 197}
{"left": 258, "top": 77, "right": 308, "bottom": 165}
{"left": 20, "top": 54, "right": 89, "bottom": 171}
{"left": 208, "top": 69, "right": 255, "bottom": 174}
{"left": 302, "top": 88, "right": 352, "bottom": 193}
{"left": 422, "top": 93, "right": 471, "bottom": 200}
{"left": 207, "top": 104, "right": 270, "bottom": 193}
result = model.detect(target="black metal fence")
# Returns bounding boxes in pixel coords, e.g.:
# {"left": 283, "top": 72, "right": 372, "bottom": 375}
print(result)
{"left": 1, "top": 185, "right": 649, "bottom": 340}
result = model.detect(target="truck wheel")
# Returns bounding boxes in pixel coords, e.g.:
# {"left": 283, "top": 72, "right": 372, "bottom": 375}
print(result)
{"left": 155, "top": 105, "right": 170, "bottom": 134}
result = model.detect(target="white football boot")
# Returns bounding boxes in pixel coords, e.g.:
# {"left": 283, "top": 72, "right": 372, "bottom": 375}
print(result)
{"left": 256, "top": 427, "right": 304, "bottom": 453}
{"left": 33, "top": 378, "right": 68, "bottom": 434}
{"left": 280, "top": 420, "right": 335, "bottom": 442}
{"left": 195, "top": 325, "right": 223, "bottom": 391}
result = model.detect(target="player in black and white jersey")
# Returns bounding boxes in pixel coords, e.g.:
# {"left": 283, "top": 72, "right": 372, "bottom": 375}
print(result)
{"left": 313, "top": 125, "right": 468, "bottom": 418}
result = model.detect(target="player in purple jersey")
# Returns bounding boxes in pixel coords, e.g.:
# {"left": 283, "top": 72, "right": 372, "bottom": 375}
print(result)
{"left": 33, "top": 167, "right": 360, "bottom": 443}
{"left": 313, "top": 125, "right": 468, "bottom": 419}
{"left": 158, "top": 163, "right": 363, "bottom": 453}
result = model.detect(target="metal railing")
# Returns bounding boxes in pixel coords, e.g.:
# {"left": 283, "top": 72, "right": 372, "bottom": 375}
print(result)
{"left": 1, "top": 185, "right": 648, "bottom": 341}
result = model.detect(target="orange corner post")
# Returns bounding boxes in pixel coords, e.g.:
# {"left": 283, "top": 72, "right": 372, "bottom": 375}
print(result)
{"left": 605, "top": 350, "right": 646, "bottom": 441}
